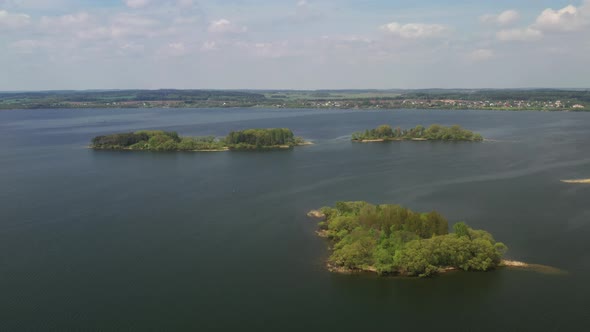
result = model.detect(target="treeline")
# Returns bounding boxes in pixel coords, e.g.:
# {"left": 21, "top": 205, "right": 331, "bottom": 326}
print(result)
{"left": 400, "top": 89, "right": 590, "bottom": 103}
{"left": 352, "top": 124, "right": 483, "bottom": 141}
{"left": 317, "top": 201, "right": 507, "bottom": 277}
{"left": 0, "top": 89, "right": 266, "bottom": 105}
{"left": 91, "top": 130, "right": 226, "bottom": 151}
{"left": 226, "top": 128, "right": 304, "bottom": 149}
{"left": 91, "top": 128, "right": 307, "bottom": 151}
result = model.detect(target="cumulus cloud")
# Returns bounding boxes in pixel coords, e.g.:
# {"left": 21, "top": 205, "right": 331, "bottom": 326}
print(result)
{"left": 534, "top": 4, "right": 589, "bottom": 32}
{"left": 0, "top": 9, "right": 31, "bottom": 29}
{"left": 496, "top": 2, "right": 590, "bottom": 42}
{"left": 496, "top": 28, "right": 543, "bottom": 41}
{"left": 124, "top": 0, "right": 150, "bottom": 9}
{"left": 208, "top": 19, "right": 247, "bottom": 34}
{"left": 480, "top": 10, "right": 520, "bottom": 26}
{"left": 381, "top": 22, "right": 450, "bottom": 39}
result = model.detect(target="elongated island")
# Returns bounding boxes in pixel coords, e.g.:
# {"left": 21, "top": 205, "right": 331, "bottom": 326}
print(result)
{"left": 91, "top": 128, "right": 311, "bottom": 151}
{"left": 308, "top": 201, "right": 507, "bottom": 277}
{"left": 352, "top": 124, "right": 483, "bottom": 142}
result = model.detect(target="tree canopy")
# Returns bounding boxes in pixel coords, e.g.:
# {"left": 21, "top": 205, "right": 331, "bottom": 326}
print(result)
{"left": 91, "top": 128, "right": 307, "bottom": 151}
{"left": 317, "top": 201, "right": 507, "bottom": 277}
{"left": 225, "top": 128, "right": 305, "bottom": 149}
{"left": 352, "top": 124, "right": 483, "bottom": 141}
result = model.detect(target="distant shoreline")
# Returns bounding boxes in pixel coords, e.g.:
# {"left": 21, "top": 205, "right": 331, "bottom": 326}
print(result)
{"left": 1, "top": 105, "right": 587, "bottom": 112}
{"left": 1, "top": 88, "right": 587, "bottom": 112}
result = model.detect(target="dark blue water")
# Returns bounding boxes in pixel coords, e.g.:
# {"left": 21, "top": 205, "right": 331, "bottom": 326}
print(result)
{"left": 1, "top": 108, "right": 589, "bottom": 331}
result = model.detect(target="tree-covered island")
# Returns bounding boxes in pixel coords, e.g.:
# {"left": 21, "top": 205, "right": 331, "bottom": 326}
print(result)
{"left": 309, "top": 201, "right": 507, "bottom": 277}
{"left": 91, "top": 128, "right": 310, "bottom": 151}
{"left": 352, "top": 124, "right": 483, "bottom": 142}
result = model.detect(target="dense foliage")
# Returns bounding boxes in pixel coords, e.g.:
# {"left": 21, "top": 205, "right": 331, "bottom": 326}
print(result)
{"left": 91, "top": 128, "right": 307, "bottom": 151}
{"left": 317, "top": 201, "right": 507, "bottom": 277}
{"left": 352, "top": 124, "right": 483, "bottom": 141}
{"left": 225, "top": 128, "right": 305, "bottom": 149}
{"left": 91, "top": 130, "right": 226, "bottom": 151}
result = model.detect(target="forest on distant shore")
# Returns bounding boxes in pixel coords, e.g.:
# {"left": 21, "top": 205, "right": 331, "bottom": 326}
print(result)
{"left": 2, "top": 89, "right": 588, "bottom": 111}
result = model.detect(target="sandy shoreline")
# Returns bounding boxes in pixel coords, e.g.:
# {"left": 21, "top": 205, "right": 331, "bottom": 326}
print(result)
{"left": 307, "top": 210, "right": 326, "bottom": 219}
{"left": 561, "top": 179, "right": 590, "bottom": 184}
{"left": 324, "top": 260, "right": 566, "bottom": 276}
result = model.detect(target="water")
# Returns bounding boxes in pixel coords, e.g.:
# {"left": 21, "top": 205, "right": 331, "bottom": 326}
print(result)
{"left": 1, "top": 108, "right": 589, "bottom": 331}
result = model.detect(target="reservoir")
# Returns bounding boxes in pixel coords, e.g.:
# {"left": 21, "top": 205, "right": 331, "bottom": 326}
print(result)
{"left": 1, "top": 108, "right": 589, "bottom": 330}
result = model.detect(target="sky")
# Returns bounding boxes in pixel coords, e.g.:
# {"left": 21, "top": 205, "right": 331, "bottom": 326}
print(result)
{"left": 1, "top": 0, "right": 589, "bottom": 90}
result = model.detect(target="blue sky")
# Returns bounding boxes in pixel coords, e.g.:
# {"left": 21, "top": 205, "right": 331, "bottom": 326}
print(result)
{"left": 1, "top": 0, "right": 589, "bottom": 90}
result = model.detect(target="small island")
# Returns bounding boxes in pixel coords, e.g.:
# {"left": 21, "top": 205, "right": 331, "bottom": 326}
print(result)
{"left": 309, "top": 201, "right": 507, "bottom": 277}
{"left": 91, "top": 128, "right": 311, "bottom": 151}
{"left": 352, "top": 124, "right": 483, "bottom": 142}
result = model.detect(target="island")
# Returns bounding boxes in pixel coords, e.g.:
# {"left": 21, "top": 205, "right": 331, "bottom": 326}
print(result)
{"left": 309, "top": 201, "right": 507, "bottom": 277}
{"left": 90, "top": 128, "right": 310, "bottom": 151}
{"left": 351, "top": 124, "right": 483, "bottom": 142}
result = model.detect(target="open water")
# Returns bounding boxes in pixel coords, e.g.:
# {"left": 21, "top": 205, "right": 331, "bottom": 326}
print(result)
{"left": 1, "top": 108, "right": 589, "bottom": 331}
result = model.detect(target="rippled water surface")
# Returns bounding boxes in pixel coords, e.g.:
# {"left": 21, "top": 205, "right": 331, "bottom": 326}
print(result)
{"left": 1, "top": 108, "right": 589, "bottom": 331}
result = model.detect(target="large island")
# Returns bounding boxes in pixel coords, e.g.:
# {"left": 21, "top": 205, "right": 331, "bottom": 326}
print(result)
{"left": 91, "top": 128, "right": 310, "bottom": 151}
{"left": 352, "top": 124, "right": 483, "bottom": 142}
{"left": 309, "top": 201, "right": 507, "bottom": 277}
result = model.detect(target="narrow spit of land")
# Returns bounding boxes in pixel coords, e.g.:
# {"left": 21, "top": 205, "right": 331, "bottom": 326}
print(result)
{"left": 561, "top": 179, "right": 590, "bottom": 184}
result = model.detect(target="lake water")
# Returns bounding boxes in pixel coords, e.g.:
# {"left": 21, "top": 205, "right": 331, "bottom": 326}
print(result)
{"left": 1, "top": 108, "right": 589, "bottom": 331}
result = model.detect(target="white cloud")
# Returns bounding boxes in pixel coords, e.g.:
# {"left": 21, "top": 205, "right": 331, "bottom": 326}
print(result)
{"left": 208, "top": 19, "right": 247, "bottom": 34}
{"left": 496, "top": 28, "right": 543, "bottom": 41}
{"left": 124, "top": 0, "right": 150, "bottom": 9}
{"left": 495, "top": 2, "right": 590, "bottom": 42}
{"left": 534, "top": 4, "right": 588, "bottom": 32}
{"left": 468, "top": 49, "right": 494, "bottom": 61}
{"left": 381, "top": 22, "right": 450, "bottom": 39}
{"left": 480, "top": 10, "right": 520, "bottom": 26}
{"left": 0, "top": 9, "right": 30, "bottom": 29}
